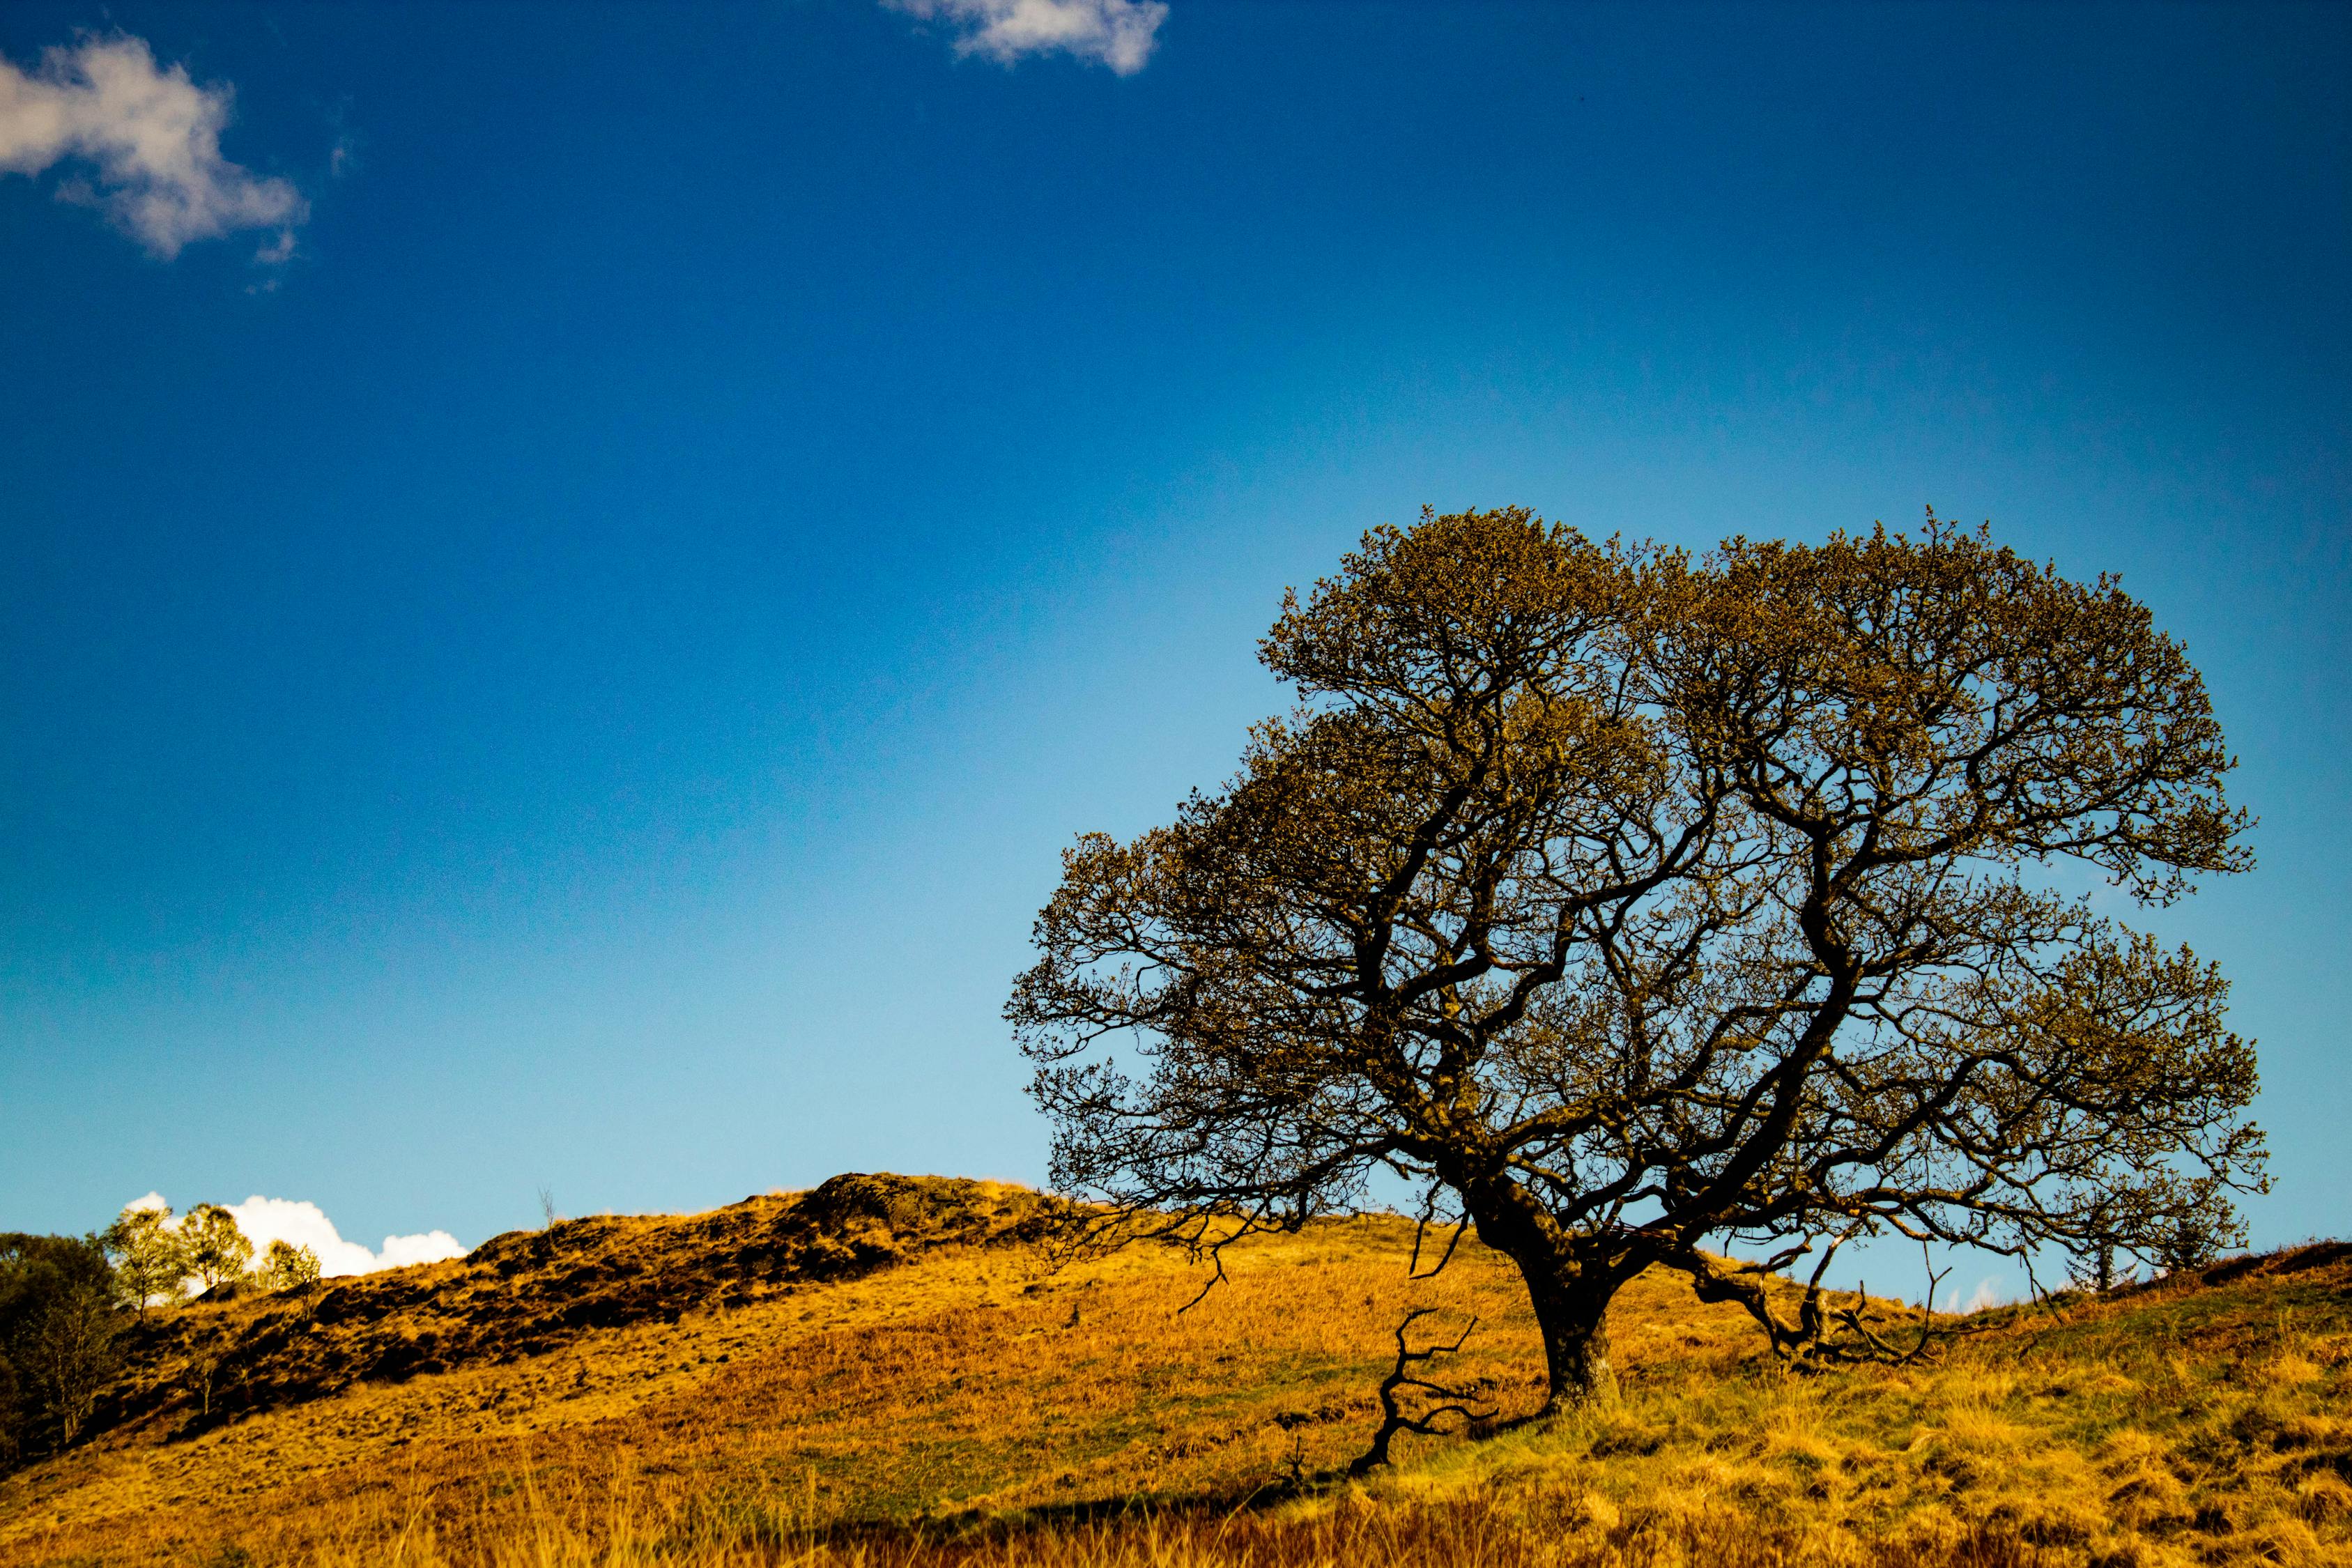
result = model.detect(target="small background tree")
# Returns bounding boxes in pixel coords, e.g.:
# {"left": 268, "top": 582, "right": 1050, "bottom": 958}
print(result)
{"left": 1013, "top": 508, "right": 2266, "bottom": 1413}
{"left": 102, "top": 1204, "right": 190, "bottom": 1320}
{"left": 256, "top": 1240, "right": 322, "bottom": 1294}
{"left": 181, "top": 1206, "right": 254, "bottom": 1296}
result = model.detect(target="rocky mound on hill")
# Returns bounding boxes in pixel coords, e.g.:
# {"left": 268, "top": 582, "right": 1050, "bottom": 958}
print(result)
{"left": 101, "top": 1174, "right": 1062, "bottom": 1440}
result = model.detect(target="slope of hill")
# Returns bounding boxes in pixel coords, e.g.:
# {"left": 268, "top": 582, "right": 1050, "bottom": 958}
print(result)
{"left": 1, "top": 1176, "right": 2346, "bottom": 1568}
{"left": 85, "top": 1174, "right": 1065, "bottom": 1431}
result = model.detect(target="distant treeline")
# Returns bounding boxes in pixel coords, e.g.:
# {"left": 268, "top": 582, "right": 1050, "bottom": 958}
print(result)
{"left": 0, "top": 1203, "right": 318, "bottom": 1466}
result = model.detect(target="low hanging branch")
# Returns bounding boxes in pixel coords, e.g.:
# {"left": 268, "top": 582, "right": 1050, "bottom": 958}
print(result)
{"left": 1675, "top": 1230, "right": 1965, "bottom": 1369}
{"left": 1824, "top": 1243, "right": 1959, "bottom": 1367}
{"left": 1349, "top": 1309, "right": 1496, "bottom": 1477}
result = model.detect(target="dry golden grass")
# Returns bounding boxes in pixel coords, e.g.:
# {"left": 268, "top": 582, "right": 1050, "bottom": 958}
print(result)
{"left": 2, "top": 1183, "right": 2346, "bottom": 1568}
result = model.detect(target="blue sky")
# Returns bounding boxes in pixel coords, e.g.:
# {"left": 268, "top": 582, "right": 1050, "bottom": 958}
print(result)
{"left": 1, "top": 2, "right": 2345, "bottom": 1275}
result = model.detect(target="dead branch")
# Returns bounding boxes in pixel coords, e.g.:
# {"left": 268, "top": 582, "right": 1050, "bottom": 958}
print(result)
{"left": 1348, "top": 1309, "right": 1495, "bottom": 1477}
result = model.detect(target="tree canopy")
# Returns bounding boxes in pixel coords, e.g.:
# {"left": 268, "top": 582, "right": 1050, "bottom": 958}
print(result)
{"left": 1010, "top": 507, "right": 2264, "bottom": 1409}
{"left": 182, "top": 1204, "right": 254, "bottom": 1295}
{"left": 257, "top": 1238, "right": 323, "bottom": 1293}
{"left": 102, "top": 1204, "right": 190, "bottom": 1320}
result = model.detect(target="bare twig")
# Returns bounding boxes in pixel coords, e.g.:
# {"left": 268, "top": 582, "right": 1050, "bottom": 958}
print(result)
{"left": 1904, "top": 1239, "right": 1953, "bottom": 1366}
{"left": 1407, "top": 1204, "right": 1470, "bottom": 1283}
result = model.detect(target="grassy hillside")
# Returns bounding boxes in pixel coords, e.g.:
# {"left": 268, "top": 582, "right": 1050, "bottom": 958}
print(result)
{"left": 1, "top": 1176, "right": 2346, "bottom": 1567}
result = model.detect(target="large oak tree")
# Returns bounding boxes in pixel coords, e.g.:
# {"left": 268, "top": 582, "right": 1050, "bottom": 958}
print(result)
{"left": 1010, "top": 508, "right": 2263, "bottom": 1411}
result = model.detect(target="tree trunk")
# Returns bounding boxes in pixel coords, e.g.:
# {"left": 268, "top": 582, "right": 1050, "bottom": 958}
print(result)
{"left": 1459, "top": 1176, "right": 1620, "bottom": 1413}
{"left": 1519, "top": 1257, "right": 1617, "bottom": 1413}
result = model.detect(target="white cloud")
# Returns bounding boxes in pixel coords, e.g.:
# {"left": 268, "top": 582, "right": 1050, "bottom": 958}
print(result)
{"left": 0, "top": 33, "right": 306, "bottom": 260}
{"left": 1945, "top": 1275, "right": 2006, "bottom": 1314}
{"left": 224, "top": 1195, "right": 466, "bottom": 1277}
{"left": 126, "top": 1193, "right": 466, "bottom": 1279}
{"left": 886, "top": 0, "right": 1169, "bottom": 75}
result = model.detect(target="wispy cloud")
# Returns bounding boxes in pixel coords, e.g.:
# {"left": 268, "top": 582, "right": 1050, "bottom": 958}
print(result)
{"left": 0, "top": 33, "right": 306, "bottom": 260}
{"left": 886, "top": 0, "right": 1169, "bottom": 76}
{"left": 130, "top": 1191, "right": 466, "bottom": 1278}
{"left": 1944, "top": 1275, "right": 2006, "bottom": 1314}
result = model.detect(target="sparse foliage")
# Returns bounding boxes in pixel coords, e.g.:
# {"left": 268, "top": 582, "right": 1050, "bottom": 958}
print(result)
{"left": 2063, "top": 1197, "right": 2132, "bottom": 1294}
{"left": 183, "top": 1204, "right": 254, "bottom": 1295}
{"left": 2154, "top": 1208, "right": 2231, "bottom": 1277}
{"left": 25, "top": 1277, "right": 121, "bottom": 1444}
{"left": 256, "top": 1239, "right": 322, "bottom": 1294}
{"left": 183, "top": 1336, "right": 229, "bottom": 1417}
{"left": 1013, "top": 507, "right": 2265, "bottom": 1411}
{"left": 103, "top": 1203, "right": 190, "bottom": 1319}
